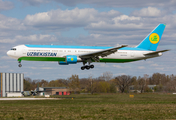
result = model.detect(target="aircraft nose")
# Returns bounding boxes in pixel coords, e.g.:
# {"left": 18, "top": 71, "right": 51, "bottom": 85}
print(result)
{"left": 7, "top": 50, "right": 11, "bottom": 56}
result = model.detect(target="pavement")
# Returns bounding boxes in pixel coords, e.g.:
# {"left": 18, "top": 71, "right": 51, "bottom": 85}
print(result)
{"left": 0, "top": 98, "right": 60, "bottom": 100}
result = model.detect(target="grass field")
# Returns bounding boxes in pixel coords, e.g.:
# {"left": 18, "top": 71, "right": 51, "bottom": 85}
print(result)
{"left": 0, "top": 93, "right": 176, "bottom": 119}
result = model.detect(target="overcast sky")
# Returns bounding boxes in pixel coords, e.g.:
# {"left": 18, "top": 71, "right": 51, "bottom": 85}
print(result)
{"left": 0, "top": 0, "right": 175, "bottom": 80}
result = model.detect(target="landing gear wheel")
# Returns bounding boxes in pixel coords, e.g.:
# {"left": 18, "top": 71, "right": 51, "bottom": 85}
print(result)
{"left": 18, "top": 64, "right": 22, "bottom": 67}
{"left": 81, "top": 66, "right": 85, "bottom": 70}
{"left": 18, "top": 60, "right": 22, "bottom": 67}
{"left": 85, "top": 65, "right": 90, "bottom": 70}
{"left": 90, "top": 65, "right": 94, "bottom": 69}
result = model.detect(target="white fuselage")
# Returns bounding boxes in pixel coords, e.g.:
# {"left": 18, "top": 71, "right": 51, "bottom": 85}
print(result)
{"left": 7, "top": 45, "right": 161, "bottom": 63}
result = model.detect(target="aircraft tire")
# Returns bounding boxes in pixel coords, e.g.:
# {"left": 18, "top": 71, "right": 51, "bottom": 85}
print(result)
{"left": 81, "top": 66, "right": 85, "bottom": 70}
{"left": 18, "top": 64, "right": 22, "bottom": 67}
{"left": 85, "top": 65, "right": 90, "bottom": 70}
{"left": 90, "top": 65, "right": 94, "bottom": 69}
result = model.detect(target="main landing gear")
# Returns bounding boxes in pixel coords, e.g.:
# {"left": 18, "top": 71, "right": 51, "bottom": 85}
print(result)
{"left": 18, "top": 61, "right": 22, "bottom": 67}
{"left": 81, "top": 65, "right": 94, "bottom": 70}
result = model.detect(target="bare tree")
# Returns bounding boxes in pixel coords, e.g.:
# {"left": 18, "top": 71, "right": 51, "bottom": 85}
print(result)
{"left": 115, "top": 75, "right": 133, "bottom": 93}
{"left": 164, "top": 74, "right": 176, "bottom": 92}
{"left": 79, "top": 78, "right": 90, "bottom": 91}
{"left": 164, "top": 80, "right": 176, "bottom": 92}
{"left": 88, "top": 75, "right": 95, "bottom": 94}
{"left": 68, "top": 75, "right": 80, "bottom": 93}
{"left": 143, "top": 74, "right": 149, "bottom": 85}
{"left": 137, "top": 74, "right": 149, "bottom": 93}
{"left": 138, "top": 77, "right": 145, "bottom": 93}
{"left": 102, "top": 72, "right": 113, "bottom": 81}
{"left": 24, "top": 77, "right": 32, "bottom": 91}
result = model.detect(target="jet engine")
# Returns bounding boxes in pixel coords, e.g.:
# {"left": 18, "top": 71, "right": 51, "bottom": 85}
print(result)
{"left": 59, "top": 55, "right": 78, "bottom": 65}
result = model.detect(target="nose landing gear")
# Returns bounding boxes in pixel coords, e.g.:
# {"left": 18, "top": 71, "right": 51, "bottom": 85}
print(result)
{"left": 18, "top": 64, "right": 22, "bottom": 67}
{"left": 18, "top": 61, "right": 22, "bottom": 67}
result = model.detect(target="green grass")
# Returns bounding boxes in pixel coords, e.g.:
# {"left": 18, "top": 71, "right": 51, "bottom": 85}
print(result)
{"left": 0, "top": 93, "right": 176, "bottom": 119}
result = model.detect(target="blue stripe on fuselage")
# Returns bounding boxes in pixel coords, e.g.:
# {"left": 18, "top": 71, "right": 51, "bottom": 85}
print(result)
{"left": 25, "top": 45, "right": 111, "bottom": 49}
{"left": 25, "top": 45, "right": 150, "bottom": 51}
{"left": 120, "top": 47, "right": 150, "bottom": 51}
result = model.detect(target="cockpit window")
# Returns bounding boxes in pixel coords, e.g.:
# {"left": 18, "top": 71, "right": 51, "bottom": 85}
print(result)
{"left": 11, "top": 48, "right": 16, "bottom": 50}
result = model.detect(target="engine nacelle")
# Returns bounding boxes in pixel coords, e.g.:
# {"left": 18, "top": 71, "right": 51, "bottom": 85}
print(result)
{"left": 59, "top": 55, "right": 77, "bottom": 65}
{"left": 59, "top": 61, "right": 68, "bottom": 65}
{"left": 66, "top": 55, "right": 77, "bottom": 64}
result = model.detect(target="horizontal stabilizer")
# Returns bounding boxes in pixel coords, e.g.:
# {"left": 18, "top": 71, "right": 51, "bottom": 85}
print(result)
{"left": 144, "top": 49, "right": 170, "bottom": 55}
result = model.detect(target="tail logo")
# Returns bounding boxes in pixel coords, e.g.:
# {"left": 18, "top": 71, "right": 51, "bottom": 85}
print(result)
{"left": 149, "top": 33, "right": 160, "bottom": 44}
{"left": 71, "top": 58, "right": 74, "bottom": 61}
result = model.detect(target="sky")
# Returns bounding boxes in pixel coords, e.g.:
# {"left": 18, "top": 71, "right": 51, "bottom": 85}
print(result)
{"left": 0, "top": 0, "right": 176, "bottom": 80}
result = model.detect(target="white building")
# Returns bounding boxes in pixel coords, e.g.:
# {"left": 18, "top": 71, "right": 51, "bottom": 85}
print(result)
{"left": 0, "top": 73, "right": 24, "bottom": 97}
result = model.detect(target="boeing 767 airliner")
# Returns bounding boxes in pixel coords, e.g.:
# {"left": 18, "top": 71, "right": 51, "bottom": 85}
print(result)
{"left": 7, "top": 24, "right": 169, "bottom": 70}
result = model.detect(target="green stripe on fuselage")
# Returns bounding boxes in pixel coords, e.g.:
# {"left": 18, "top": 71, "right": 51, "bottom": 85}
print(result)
{"left": 18, "top": 57, "right": 139, "bottom": 63}
{"left": 18, "top": 57, "right": 65, "bottom": 61}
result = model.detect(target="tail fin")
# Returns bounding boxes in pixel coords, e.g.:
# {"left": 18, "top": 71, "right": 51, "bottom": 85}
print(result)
{"left": 136, "top": 24, "right": 166, "bottom": 51}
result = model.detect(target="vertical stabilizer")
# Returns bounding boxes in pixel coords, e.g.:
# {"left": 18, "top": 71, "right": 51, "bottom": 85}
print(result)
{"left": 136, "top": 24, "right": 166, "bottom": 51}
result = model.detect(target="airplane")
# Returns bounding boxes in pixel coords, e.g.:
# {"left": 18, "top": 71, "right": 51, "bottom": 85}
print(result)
{"left": 21, "top": 91, "right": 36, "bottom": 96}
{"left": 7, "top": 24, "right": 169, "bottom": 70}
{"left": 22, "top": 84, "right": 52, "bottom": 96}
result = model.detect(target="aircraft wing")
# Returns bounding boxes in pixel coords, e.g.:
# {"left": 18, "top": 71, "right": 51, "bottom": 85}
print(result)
{"left": 144, "top": 49, "right": 170, "bottom": 55}
{"left": 79, "top": 45, "right": 128, "bottom": 61}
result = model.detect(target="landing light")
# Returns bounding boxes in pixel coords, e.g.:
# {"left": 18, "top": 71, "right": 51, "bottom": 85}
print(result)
{"left": 158, "top": 52, "right": 162, "bottom": 56}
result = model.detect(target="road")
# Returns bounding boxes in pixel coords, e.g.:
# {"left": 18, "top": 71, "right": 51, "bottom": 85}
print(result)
{"left": 0, "top": 98, "right": 60, "bottom": 100}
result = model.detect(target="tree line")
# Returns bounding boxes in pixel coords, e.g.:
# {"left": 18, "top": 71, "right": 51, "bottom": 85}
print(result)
{"left": 24, "top": 72, "right": 176, "bottom": 93}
